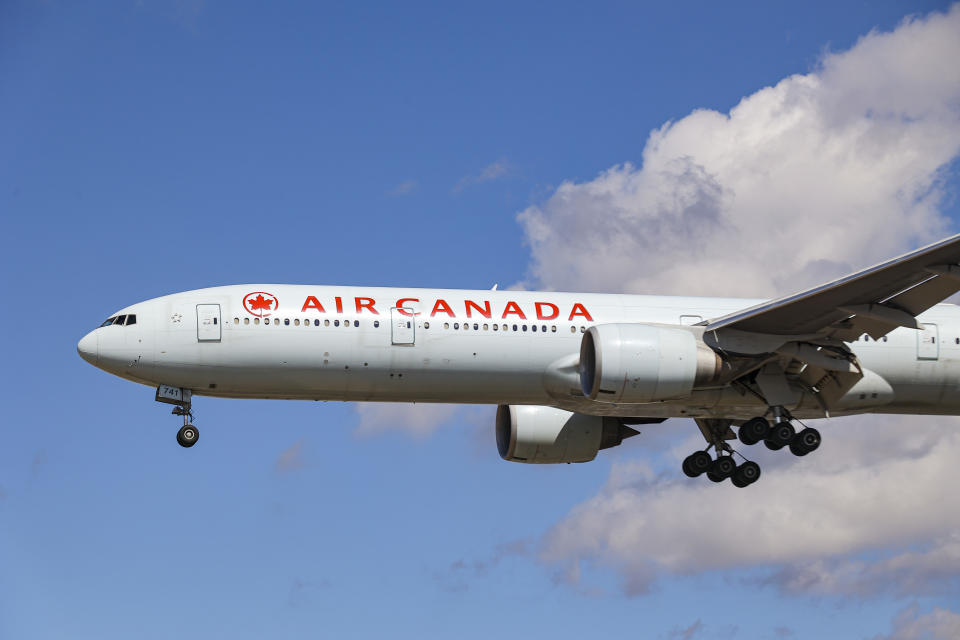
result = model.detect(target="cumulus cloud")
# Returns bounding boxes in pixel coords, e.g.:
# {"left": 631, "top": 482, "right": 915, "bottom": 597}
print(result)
{"left": 518, "top": 5, "right": 960, "bottom": 298}
{"left": 519, "top": 5, "right": 960, "bottom": 599}
{"left": 872, "top": 604, "right": 960, "bottom": 640}
{"left": 453, "top": 159, "right": 513, "bottom": 193}
{"left": 761, "top": 534, "right": 960, "bottom": 598}
{"left": 539, "top": 415, "right": 960, "bottom": 596}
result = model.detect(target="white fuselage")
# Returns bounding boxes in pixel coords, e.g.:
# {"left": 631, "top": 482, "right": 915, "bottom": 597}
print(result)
{"left": 77, "top": 285, "right": 960, "bottom": 420}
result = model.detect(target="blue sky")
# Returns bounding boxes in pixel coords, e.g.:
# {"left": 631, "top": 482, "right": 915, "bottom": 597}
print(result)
{"left": 2, "top": 2, "right": 959, "bottom": 639}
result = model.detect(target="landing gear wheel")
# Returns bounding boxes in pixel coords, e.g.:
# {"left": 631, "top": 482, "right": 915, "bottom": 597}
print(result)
{"left": 731, "top": 461, "right": 761, "bottom": 487}
{"left": 789, "top": 427, "right": 821, "bottom": 456}
{"left": 765, "top": 422, "right": 795, "bottom": 450}
{"left": 177, "top": 424, "right": 199, "bottom": 448}
{"left": 738, "top": 417, "right": 769, "bottom": 445}
{"left": 708, "top": 456, "right": 736, "bottom": 481}
{"left": 683, "top": 451, "right": 712, "bottom": 478}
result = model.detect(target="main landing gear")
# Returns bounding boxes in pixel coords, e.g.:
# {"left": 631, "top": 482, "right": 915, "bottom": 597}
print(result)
{"left": 156, "top": 385, "right": 199, "bottom": 448}
{"left": 683, "top": 449, "right": 761, "bottom": 488}
{"left": 683, "top": 411, "right": 821, "bottom": 488}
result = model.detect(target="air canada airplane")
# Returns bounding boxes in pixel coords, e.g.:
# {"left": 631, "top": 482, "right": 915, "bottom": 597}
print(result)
{"left": 78, "top": 234, "right": 960, "bottom": 487}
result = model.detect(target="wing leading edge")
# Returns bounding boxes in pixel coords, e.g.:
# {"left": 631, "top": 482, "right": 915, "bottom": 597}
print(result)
{"left": 704, "top": 233, "right": 960, "bottom": 340}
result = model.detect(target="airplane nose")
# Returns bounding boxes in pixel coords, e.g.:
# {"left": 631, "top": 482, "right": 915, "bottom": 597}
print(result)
{"left": 77, "top": 330, "right": 99, "bottom": 365}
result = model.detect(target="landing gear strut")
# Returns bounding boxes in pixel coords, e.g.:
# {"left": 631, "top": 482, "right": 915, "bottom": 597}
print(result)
{"left": 156, "top": 385, "right": 199, "bottom": 448}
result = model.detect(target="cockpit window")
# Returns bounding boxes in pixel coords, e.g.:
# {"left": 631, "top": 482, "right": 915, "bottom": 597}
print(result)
{"left": 99, "top": 314, "right": 136, "bottom": 327}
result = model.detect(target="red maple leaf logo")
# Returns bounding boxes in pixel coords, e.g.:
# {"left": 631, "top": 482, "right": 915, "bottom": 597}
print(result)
{"left": 243, "top": 292, "right": 278, "bottom": 317}
{"left": 248, "top": 294, "right": 273, "bottom": 311}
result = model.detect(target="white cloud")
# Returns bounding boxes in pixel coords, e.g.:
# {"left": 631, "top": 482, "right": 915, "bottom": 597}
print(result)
{"left": 518, "top": 5, "right": 960, "bottom": 298}
{"left": 353, "top": 402, "right": 463, "bottom": 437}
{"left": 872, "top": 604, "right": 960, "bottom": 640}
{"left": 388, "top": 180, "right": 418, "bottom": 196}
{"left": 522, "top": 4, "right": 960, "bottom": 598}
{"left": 274, "top": 439, "right": 307, "bottom": 473}
{"left": 453, "top": 159, "right": 513, "bottom": 193}
{"left": 539, "top": 416, "right": 960, "bottom": 596}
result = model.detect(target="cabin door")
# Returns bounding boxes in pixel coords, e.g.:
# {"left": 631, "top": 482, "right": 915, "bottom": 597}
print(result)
{"left": 391, "top": 307, "right": 415, "bottom": 345}
{"left": 917, "top": 323, "right": 938, "bottom": 360}
{"left": 197, "top": 304, "right": 222, "bottom": 342}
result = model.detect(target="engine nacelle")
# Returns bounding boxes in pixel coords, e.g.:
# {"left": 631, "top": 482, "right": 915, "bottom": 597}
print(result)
{"left": 579, "top": 323, "right": 721, "bottom": 404}
{"left": 496, "top": 405, "right": 638, "bottom": 464}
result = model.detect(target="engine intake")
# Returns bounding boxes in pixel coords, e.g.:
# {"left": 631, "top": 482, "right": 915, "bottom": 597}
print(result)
{"left": 496, "top": 405, "right": 638, "bottom": 464}
{"left": 579, "top": 323, "right": 721, "bottom": 404}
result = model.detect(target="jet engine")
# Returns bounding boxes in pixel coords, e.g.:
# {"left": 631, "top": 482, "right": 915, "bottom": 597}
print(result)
{"left": 496, "top": 404, "right": 639, "bottom": 464}
{"left": 579, "top": 324, "right": 722, "bottom": 404}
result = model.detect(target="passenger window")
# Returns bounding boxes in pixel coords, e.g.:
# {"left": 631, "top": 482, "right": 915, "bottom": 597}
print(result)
{"left": 255, "top": 318, "right": 260, "bottom": 325}
{"left": 882, "top": 336, "right": 887, "bottom": 342}
{"left": 531, "top": 325, "right": 537, "bottom": 332}
{"left": 324, "top": 319, "right": 330, "bottom": 326}
{"left": 233, "top": 317, "right": 239, "bottom": 325}
{"left": 493, "top": 324, "right": 499, "bottom": 331}
{"left": 473, "top": 323, "right": 478, "bottom": 330}
{"left": 244, "top": 318, "right": 250, "bottom": 325}
{"left": 284, "top": 319, "right": 290, "bottom": 326}
{"left": 374, "top": 320, "right": 380, "bottom": 328}
{"left": 523, "top": 325, "right": 528, "bottom": 332}
{"left": 354, "top": 320, "right": 359, "bottom": 327}
{"left": 551, "top": 326, "right": 557, "bottom": 333}
{"left": 444, "top": 323, "right": 450, "bottom": 329}
{"left": 570, "top": 326, "right": 576, "bottom": 333}
{"left": 513, "top": 324, "right": 518, "bottom": 331}
{"left": 334, "top": 320, "right": 340, "bottom": 327}
{"left": 213, "top": 318, "right": 218, "bottom": 325}
{"left": 273, "top": 318, "right": 279, "bottom": 325}
{"left": 294, "top": 319, "right": 300, "bottom": 326}
{"left": 454, "top": 323, "right": 460, "bottom": 329}
{"left": 483, "top": 324, "right": 488, "bottom": 330}
{"left": 580, "top": 326, "right": 585, "bottom": 332}
{"left": 424, "top": 322, "right": 430, "bottom": 329}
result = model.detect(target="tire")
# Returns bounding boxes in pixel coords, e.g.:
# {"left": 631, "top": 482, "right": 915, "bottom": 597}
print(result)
{"left": 794, "top": 427, "right": 821, "bottom": 454}
{"left": 709, "top": 456, "right": 735, "bottom": 479}
{"left": 789, "top": 440, "right": 809, "bottom": 456}
{"left": 733, "top": 461, "right": 761, "bottom": 486}
{"left": 177, "top": 425, "right": 199, "bottom": 448}
{"left": 688, "top": 451, "right": 712, "bottom": 477}
{"left": 738, "top": 417, "right": 769, "bottom": 446}
{"left": 765, "top": 422, "right": 795, "bottom": 449}
{"left": 707, "top": 471, "right": 725, "bottom": 483}
{"left": 682, "top": 456, "right": 696, "bottom": 478}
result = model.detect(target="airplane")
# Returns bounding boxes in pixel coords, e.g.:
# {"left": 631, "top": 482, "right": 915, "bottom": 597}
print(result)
{"left": 77, "top": 233, "right": 960, "bottom": 488}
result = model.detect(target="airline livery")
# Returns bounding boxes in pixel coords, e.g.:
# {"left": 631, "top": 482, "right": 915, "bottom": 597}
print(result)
{"left": 78, "top": 234, "right": 960, "bottom": 487}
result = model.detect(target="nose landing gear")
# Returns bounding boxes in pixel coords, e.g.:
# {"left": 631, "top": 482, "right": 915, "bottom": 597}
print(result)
{"left": 156, "top": 385, "right": 199, "bottom": 449}
{"left": 173, "top": 406, "right": 199, "bottom": 448}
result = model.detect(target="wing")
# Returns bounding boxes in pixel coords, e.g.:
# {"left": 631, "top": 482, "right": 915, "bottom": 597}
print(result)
{"left": 705, "top": 233, "right": 960, "bottom": 340}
